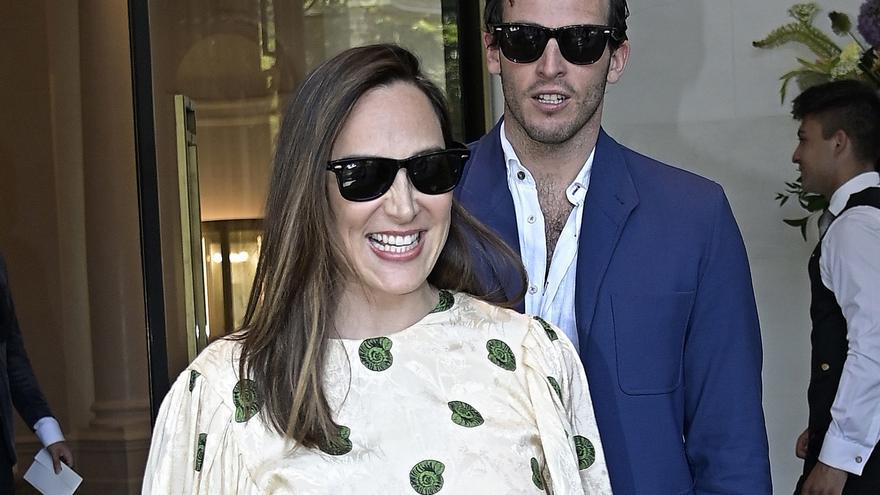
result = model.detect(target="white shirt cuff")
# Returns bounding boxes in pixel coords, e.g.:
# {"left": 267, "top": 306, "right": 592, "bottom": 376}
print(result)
{"left": 33, "top": 417, "right": 65, "bottom": 447}
{"left": 818, "top": 430, "right": 874, "bottom": 476}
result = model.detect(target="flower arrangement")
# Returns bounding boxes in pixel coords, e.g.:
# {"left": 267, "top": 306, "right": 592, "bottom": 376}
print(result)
{"left": 754, "top": 1, "right": 880, "bottom": 238}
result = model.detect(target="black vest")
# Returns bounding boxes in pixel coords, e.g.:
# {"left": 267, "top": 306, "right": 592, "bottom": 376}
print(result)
{"left": 805, "top": 187, "right": 880, "bottom": 490}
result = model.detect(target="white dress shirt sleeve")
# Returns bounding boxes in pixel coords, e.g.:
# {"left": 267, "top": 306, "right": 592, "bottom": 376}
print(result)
{"left": 818, "top": 207, "right": 880, "bottom": 475}
{"left": 33, "top": 416, "right": 65, "bottom": 447}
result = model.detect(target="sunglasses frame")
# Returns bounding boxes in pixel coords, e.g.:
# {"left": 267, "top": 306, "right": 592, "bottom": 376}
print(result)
{"left": 326, "top": 145, "right": 470, "bottom": 202}
{"left": 489, "top": 23, "right": 623, "bottom": 65}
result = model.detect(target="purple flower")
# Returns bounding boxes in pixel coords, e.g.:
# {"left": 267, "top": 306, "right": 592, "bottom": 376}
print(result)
{"left": 860, "top": 0, "right": 880, "bottom": 47}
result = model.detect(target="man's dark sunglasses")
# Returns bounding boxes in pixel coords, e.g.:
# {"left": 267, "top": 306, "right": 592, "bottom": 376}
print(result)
{"left": 326, "top": 145, "right": 470, "bottom": 202}
{"left": 490, "top": 23, "right": 623, "bottom": 65}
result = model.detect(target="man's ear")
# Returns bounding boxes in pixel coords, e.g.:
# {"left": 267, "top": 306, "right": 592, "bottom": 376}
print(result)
{"left": 606, "top": 40, "right": 630, "bottom": 84}
{"left": 831, "top": 129, "right": 850, "bottom": 158}
{"left": 485, "top": 32, "right": 502, "bottom": 75}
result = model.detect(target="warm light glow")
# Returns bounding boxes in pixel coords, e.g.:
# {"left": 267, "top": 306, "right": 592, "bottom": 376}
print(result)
{"left": 229, "top": 251, "right": 250, "bottom": 263}
{"left": 202, "top": 236, "right": 211, "bottom": 341}
{"left": 208, "top": 251, "right": 252, "bottom": 264}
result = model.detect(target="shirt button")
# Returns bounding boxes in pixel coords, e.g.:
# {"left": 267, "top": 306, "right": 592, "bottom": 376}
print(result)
{"left": 517, "top": 171, "right": 526, "bottom": 180}
{"left": 528, "top": 285, "right": 538, "bottom": 295}
{"left": 856, "top": 456, "right": 863, "bottom": 463}
{"left": 820, "top": 363, "right": 831, "bottom": 371}
{"left": 527, "top": 215, "right": 536, "bottom": 224}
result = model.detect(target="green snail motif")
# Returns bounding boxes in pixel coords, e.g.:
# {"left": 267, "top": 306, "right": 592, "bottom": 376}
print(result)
{"left": 232, "top": 379, "right": 262, "bottom": 423}
{"left": 409, "top": 459, "right": 445, "bottom": 494}
{"left": 319, "top": 425, "right": 353, "bottom": 456}
{"left": 574, "top": 435, "right": 596, "bottom": 470}
{"left": 189, "top": 370, "right": 201, "bottom": 392}
{"left": 547, "top": 376, "right": 562, "bottom": 402}
{"left": 486, "top": 339, "right": 516, "bottom": 371}
{"left": 530, "top": 457, "right": 545, "bottom": 490}
{"left": 447, "top": 401, "right": 484, "bottom": 428}
{"left": 358, "top": 337, "right": 393, "bottom": 372}
{"left": 430, "top": 290, "right": 454, "bottom": 313}
{"left": 194, "top": 433, "right": 207, "bottom": 472}
{"left": 533, "top": 316, "right": 558, "bottom": 341}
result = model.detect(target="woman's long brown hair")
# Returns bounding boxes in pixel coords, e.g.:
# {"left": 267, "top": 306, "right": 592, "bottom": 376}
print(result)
{"left": 236, "top": 44, "right": 526, "bottom": 447}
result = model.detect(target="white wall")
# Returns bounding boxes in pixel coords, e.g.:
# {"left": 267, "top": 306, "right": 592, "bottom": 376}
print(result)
{"left": 488, "top": 0, "right": 864, "bottom": 489}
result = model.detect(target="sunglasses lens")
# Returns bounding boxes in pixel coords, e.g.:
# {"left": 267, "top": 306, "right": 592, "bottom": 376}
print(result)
{"left": 329, "top": 149, "right": 468, "bottom": 201}
{"left": 408, "top": 151, "right": 466, "bottom": 195}
{"left": 559, "top": 26, "right": 609, "bottom": 65}
{"left": 336, "top": 159, "right": 396, "bottom": 201}
{"left": 498, "top": 25, "right": 547, "bottom": 63}
{"left": 495, "top": 24, "right": 612, "bottom": 66}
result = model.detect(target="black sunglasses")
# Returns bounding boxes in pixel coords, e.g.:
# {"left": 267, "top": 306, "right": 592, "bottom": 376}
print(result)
{"left": 490, "top": 23, "right": 622, "bottom": 65}
{"left": 326, "top": 145, "right": 470, "bottom": 202}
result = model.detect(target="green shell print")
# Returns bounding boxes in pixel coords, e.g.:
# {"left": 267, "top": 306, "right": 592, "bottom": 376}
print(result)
{"left": 194, "top": 433, "right": 207, "bottom": 472}
{"left": 410, "top": 460, "right": 445, "bottom": 495}
{"left": 533, "top": 316, "right": 558, "bottom": 341}
{"left": 486, "top": 339, "right": 516, "bottom": 371}
{"left": 232, "top": 379, "right": 262, "bottom": 423}
{"left": 530, "top": 457, "right": 545, "bottom": 490}
{"left": 319, "top": 425, "right": 353, "bottom": 456}
{"left": 574, "top": 435, "right": 596, "bottom": 470}
{"left": 430, "top": 290, "right": 454, "bottom": 313}
{"left": 447, "top": 401, "right": 484, "bottom": 428}
{"left": 358, "top": 337, "right": 393, "bottom": 372}
{"left": 547, "top": 376, "right": 562, "bottom": 402}
{"left": 189, "top": 370, "right": 201, "bottom": 392}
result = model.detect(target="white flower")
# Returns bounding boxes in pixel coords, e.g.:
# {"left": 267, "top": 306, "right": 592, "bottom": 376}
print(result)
{"left": 831, "top": 41, "right": 862, "bottom": 78}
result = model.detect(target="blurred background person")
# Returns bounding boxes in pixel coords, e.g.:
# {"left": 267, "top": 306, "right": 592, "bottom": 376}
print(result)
{"left": 1, "top": 253, "right": 74, "bottom": 493}
{"left": 791, "top": 80, "right": 880, "bottom": 495}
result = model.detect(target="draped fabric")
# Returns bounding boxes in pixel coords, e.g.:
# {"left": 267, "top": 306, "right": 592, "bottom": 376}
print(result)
{"left": 143, "top": 292, "right": 611, "bottom": 494}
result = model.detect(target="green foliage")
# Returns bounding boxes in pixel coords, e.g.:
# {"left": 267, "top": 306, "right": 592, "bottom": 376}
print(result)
{"left": 829, "top": 11, "right": 853, "bottom": 36}
{"left": 774, "top": 175, "right": 829, "bottom": 240}
{"left": 752, "top": 23, "right": 841, "bottom": 59}
{"left": 783, "top": 217, "right": 811, "bottom": 240}
{"left": 789, "top": 2, "right": 820, "bottom": 23}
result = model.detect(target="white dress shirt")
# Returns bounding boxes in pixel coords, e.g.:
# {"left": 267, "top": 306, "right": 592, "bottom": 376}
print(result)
{"left": 818, "top": 171, "right": 880, "bottom": 475}
{"left": 500, "top": 124, "right": 594, "bottom": 348}
{"left": 33, "top": 416, "right": 65, "bottom": 447}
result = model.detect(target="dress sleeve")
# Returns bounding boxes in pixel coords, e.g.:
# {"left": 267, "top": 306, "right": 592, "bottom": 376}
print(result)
{"left": 143, "top": 368, "right": 257, "bottom": 494}
{"left": 523, "top": 316, "right": 612, "bottom": 494}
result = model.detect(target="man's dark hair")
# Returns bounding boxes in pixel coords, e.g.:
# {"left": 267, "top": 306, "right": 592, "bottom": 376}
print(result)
{"left": 484, "top": 0, "right": 629, "bottom": 51}
{"left": 792, "top": 79, "right": 880, "bottom": 168}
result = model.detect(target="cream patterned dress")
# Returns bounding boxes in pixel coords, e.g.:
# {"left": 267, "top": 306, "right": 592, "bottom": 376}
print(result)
{"left": 143, "top": 292, "right": 611, "bottom": 494}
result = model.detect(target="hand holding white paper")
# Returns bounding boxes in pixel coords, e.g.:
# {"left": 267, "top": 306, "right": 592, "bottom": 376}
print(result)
{"left": 23, "top": 448, "right": 82, "bottom": 495}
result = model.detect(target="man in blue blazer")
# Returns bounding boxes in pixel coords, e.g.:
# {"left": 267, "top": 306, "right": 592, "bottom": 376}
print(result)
{"left": 0, "top": 254, "right": 73, "bottom": 491}
{"left": 457, "top": 0, "right": 771, "bottom": 493}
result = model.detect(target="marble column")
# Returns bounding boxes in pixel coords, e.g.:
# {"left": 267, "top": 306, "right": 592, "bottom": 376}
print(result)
{"left": 75, "top": 0, "right": 152, "bottom": 492}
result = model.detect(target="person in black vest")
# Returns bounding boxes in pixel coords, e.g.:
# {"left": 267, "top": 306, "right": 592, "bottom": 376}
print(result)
{"left": 791, "top": 80, "right": 880, "bottom": 495}
{"left": 0, "top": 253, "right": 73, "bottom": 492}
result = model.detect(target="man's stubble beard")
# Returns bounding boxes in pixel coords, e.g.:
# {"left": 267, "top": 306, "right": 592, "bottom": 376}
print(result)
{"left": 501, "top": 67, "right": 610, "bottom": 148}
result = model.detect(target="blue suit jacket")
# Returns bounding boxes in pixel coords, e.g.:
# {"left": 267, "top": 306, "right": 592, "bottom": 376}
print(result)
{"left": 0, "top": 254, "right": 53, "bottom": 465}
{"left": 457, "top": 122, "right": 771, "bottom": 494}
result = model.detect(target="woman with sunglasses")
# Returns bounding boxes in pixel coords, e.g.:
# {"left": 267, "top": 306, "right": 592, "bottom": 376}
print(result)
{"left": 143, "top": 44, "right": 611, "bottom": 494}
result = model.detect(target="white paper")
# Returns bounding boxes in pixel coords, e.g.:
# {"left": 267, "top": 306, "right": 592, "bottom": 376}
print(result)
{"left": 22, "top": 448, "right": 82, "bottom": 495}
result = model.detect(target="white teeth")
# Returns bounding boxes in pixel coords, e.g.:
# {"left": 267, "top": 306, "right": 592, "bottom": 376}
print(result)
{"left": 367, "top": 232, "right": 421, "bottom": 253}
{"left": 537, "top": 94, "right": 565, "bottom": 104}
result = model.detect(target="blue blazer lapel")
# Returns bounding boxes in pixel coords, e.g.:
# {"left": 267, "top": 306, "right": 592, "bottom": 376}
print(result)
{"left": 575, "top": 129, "right": 639, "bottom": 342}
{"left": 461, "top": 120, "right": 521, "bottom": 256}
{"left": 460, "top": 120, "right": 524, "bottom": 310}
